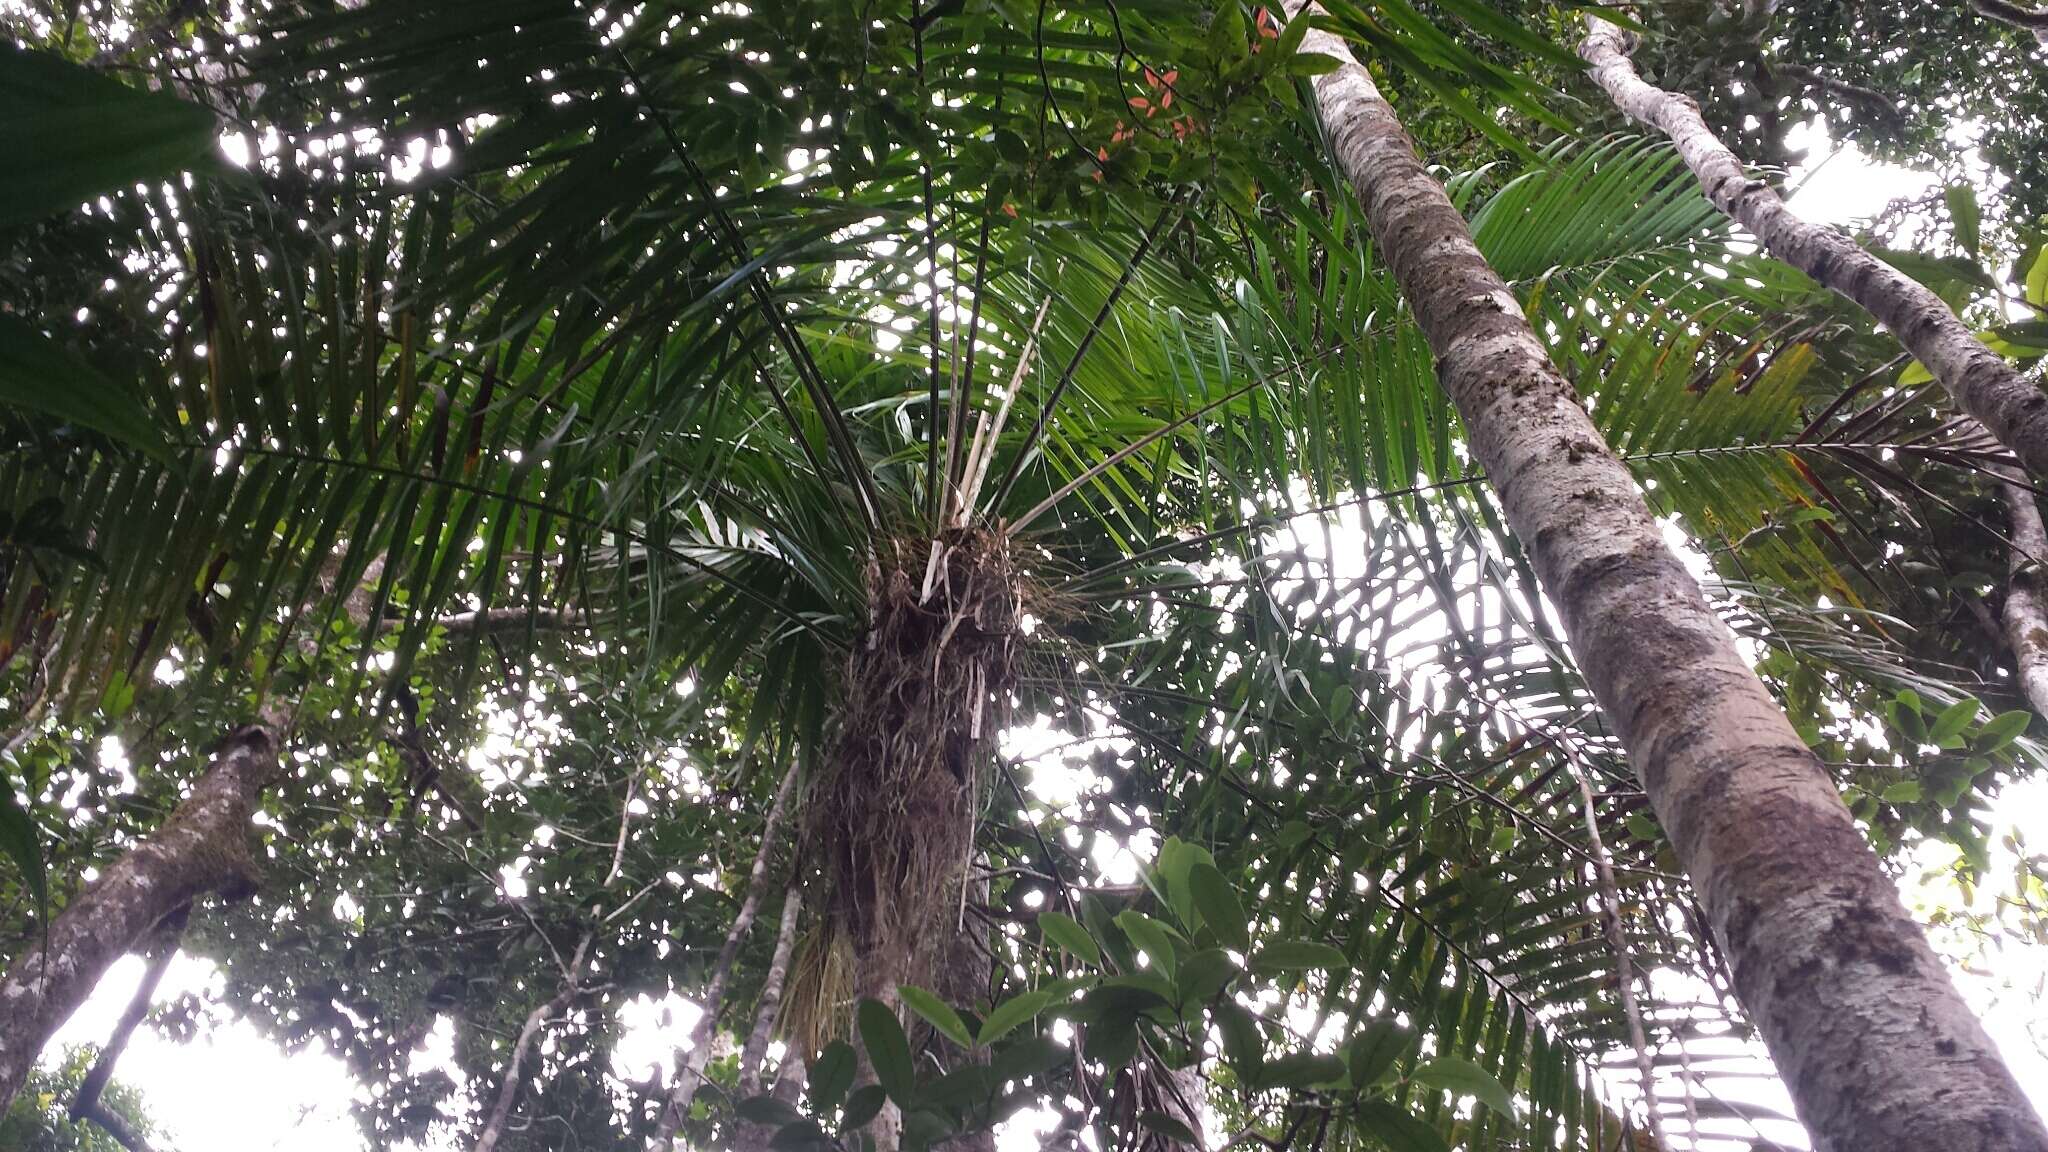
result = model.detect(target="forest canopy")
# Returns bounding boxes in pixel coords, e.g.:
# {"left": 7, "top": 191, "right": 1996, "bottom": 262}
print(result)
{"left": 1, "top": 2, "right": 2047, "bottom": 1151}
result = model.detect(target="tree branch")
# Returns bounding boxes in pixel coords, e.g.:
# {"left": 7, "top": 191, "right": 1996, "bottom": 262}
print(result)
{"left": 474, "top": 930, "right": 594, "bottom": 1152}
{"left": 1978, "top": 0, "right": 2048, "bottom": 38}
{"left": 66, "top": 907, "right": 187, "bottom": 1152}
{"left": 651, "top": 760, "right": 802, "bottom": 1150}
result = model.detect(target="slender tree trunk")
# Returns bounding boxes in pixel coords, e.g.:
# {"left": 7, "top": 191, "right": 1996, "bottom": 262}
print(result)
{"left": 1290, "top": 6, "right": 2048, "bottom": 1151}
{"left": 473, "top": 930, "right": 592, "bottom": 1152}
{"left": 737, "top": 883, "right": 804, "bottom": 1097}
{"left": 1999, "top": 470, "right": 2048, "bottom": 718}
{"left": 65, "top": 907, "right": 184, "bottom": 1152}
{"left": 727, "top": 883, "right": 806, "bottom": 1152}
{"left": 1578, "top": 17, "right": 2048, "bottom": 478}
{"left": 651, "top": 760, "right": 800, "bottom": 1151}
{"left": 0, "top": 725, "right": 279, "bottom": 1113}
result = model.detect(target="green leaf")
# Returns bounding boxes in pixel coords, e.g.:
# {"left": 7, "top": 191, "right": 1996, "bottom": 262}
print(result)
{"left": 899, "top": 985, "right": 974, "bottom": 1049}
{"left": 0, "top": 316, "right": 169, "bottom": 460}
{"left": 1410, "top": 1056, "right": 1515, "bottom": 1117}
{"left": 1263, "top": 1052, "right": 1348, "bottom": 1089}
{"left": 0, "top": 763, "right": 42, "bottom": 922}
{"left": 1038, "top": 911, "right": 1100, "bottom": 966}
{"left": 1357, "top": 1100, "right": 1450, "bottom": 1152}
{"left": 738, "top": 1094, "right": 806, "bottom": 1126}
{"left": 1624, "top": 811, "right": 1661, "bottom": 843}
{"left": 1869, "top": 246, "right": 1997, "bottom": 293}
{"left": 1175, "top": 948, "right": 1240, "bottom": 1009}
{"left": 858, "top": 999, "right": 916, "bottom": 1104}
{"left": 1881, "top": 780, "right": 1923, "bottom": 804}
{"left": 1946, "top": 184, "right": 1982, "bottom": 256}
{"left": 1974, "top": 709, "right": 2032, "bottom": 753}
{"left": 1250, "top": 939, "right": 1347, "bottom": 975}
{"left": 991, "top": 1034, "right": 1068, "bottom": 1082}
{"left": 1085, "top": 1008, "right": 1142, "bottom": 1067}
{"left": 840, "top": 1084, "right": 889, "bottom": 1131}
{"left": 1285, "top": 52, "right": 1343, "bottom": 75}
{"left": 808, "top": 1040, "right": 857, "bottom": 1111}
{"left": 2026, "top": 244, "right": 2048, "bottom": 309}
{"left": 1345, "top": 1019, "right": 1414, "bottom": 1087}
{"left": 1136, "top": 1111, "right": 1201, "bottom": 1145}
{"left": 1890, "top": 693, "right": 1928, "bottom": 742}
{"left": 1115, "top": 910, "right": 1181, "bottom": 979}
{"left": 977, "top": 988, "right": 1054, "bottom": 1047}
{"left": 1214, "top": 1000, "right": 1264, "bottom": 1078}
{"left": 1431, "top": 0, "right": 1587, "bottom": 70}
{"left": 770, "top": 1119, "right": 836, "bottom": 1151}
{"left": 0, "top": 45, "right": 221, "bottom": 228}
{"left": 900, "top": 1107, "right": 954, "bottom": 1150}
{"left": 1188, "top": 861, "right": 1250, "bottom": 953}
{"left": 1929, "top": 697, "right": 1981, "bottom": 744}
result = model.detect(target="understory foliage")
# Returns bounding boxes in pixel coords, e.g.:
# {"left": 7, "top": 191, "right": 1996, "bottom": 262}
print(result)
{"left": 1, "top": 1, "right": 2045, "bottom": 1151}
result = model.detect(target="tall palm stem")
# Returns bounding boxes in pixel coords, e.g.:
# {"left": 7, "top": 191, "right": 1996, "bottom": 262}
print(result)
{"left": 1292, "top": 5, "right": 2044, "bottom": 1149}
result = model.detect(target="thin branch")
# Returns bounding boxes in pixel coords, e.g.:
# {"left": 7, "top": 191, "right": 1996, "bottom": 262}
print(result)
{"left": 737, "top": 882, "right": 804, "bottom": 1096}
{"left": 68, "top": 907, "right": 188, "bottom": 1152}
{"left": 652, "top": 760, "right": 802, "bottom": 1151}
{"left": 474, "top": 929, "right": 595, "bottom": 1152}
{"left": 1978, "top": 0, "right": 2048, "bottom": 34}
{"left": 1569, "top": 763, "right": 1667, "bottom": 1149}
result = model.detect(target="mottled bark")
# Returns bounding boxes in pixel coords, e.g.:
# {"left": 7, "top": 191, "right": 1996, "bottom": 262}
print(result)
{"left": 737, "top": 884, "right": 804, "bottom": 1097}
{"left": 0, "top": 726, "right": 279, "bottom": 1113}
{"left": 474, "top": 930, "right": 592, "bottom": 1152}
{"left": 1999, "top": 471, "right": 2048, "bottom": 718}
{"left": 727, "top": 884, "right": 806, "bottom": 1152}
{"left": 651, "top": 760, "right": 800, "bottom": 1151}
{"left": 1292, "top": 6, "right": 2047, "bottom": 1151}
{"left": 1579, "top": 17, "right": 2048, "bottom": 478}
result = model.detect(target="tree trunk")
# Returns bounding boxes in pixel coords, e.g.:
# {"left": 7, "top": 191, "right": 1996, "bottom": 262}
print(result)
{"left": 816, "top": 533, "right": 1018, "bottom": 1152}
{"left": 0, "top": 725, "right": 280, "bottom": 1113}
{"left": 1290, "top": 6, "right": 2048, "bottom": 1151}
{"left": 727, "top": 883, "right": 806, "bottom": 1152}
{"left": 66, "top": 906, "right": 184, "bottom": 1152}
{"left": 651, "top": 760, "right": 800, "bottom": 1151}
{"left": 2000, "top": 471, "right": 2048, "bottom": 718}
{"left": 1578, "top": 17, "right": 2048, "bottom": 478}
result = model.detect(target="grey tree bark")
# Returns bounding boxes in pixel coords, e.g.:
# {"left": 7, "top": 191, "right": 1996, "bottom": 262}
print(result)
{"left": 651, "top": 760, "right": 800, "bottom": 1151}
{"left": 1579, "top": 17, "right": 2048, "bottom": 478}
{"left": 1290, "top": 5, "right": 2048, "bottom": 1151}
{"left": 0, "top": 725, "right": 280, "bottom": 1113}
{"left": 728, "top": 884, "right": 804, "bottom": 1152}
{"left": 1999, "top": 470, "right": 2048, "bottom": 718}
{"left": 737, "top": 883, "right": 803, "bottom": 1098}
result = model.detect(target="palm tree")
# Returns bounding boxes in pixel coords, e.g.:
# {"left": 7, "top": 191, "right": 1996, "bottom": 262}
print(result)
{"left": 1, "top": 3, "right": 2043, "bottom": 1149}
